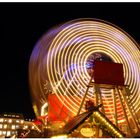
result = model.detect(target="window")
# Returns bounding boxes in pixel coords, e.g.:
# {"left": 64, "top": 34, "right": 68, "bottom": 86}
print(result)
{"left": 0, "top": 119, "right": 3, "bottom": 122}
{"left": 0, "top": 131, "right": 2, "bottom": 135}
{"left": 0, "top": 124, "right": 3, "bottom": 129}
{"left": 16, "top": 125, "right": 19, "bottom": 129}
{"left": 4, "top": 124, "right": 7, "bottom": 129}
{"left": 21, "top": 120, "right": 24, "bottom": 124}
{"left": 2, "top": 131, "right": 6, "bottom": 135}
{"left": 6, "top": 131, "right": 11, "bottom": 137}
{"left": 11, "top": 125, "right": 15, "bottom": 130}
{"left": 8, "top": 119, "right": 12, "bottom": 123}
{"left": 16, "top": 120, "right": 20, "bottom": 123}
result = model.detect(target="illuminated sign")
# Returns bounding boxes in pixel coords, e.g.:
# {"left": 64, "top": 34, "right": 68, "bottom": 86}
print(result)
{"left": 80, "top": 128, "right": 95, "bottom": 137}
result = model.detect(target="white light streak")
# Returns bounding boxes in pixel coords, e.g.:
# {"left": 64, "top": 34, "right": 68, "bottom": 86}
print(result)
{"left": 29, "top": 18, "right": 140, "bottom": 120}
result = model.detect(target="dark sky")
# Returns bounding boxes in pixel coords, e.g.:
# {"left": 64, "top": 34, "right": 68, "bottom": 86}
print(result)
{"left": 0, "top": 2, "right": 140, "bottom": 119}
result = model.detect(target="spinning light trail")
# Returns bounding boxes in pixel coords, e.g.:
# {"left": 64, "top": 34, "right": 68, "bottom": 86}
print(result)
{"left": 29, "top": 19, "right": 140, "bottom": 120}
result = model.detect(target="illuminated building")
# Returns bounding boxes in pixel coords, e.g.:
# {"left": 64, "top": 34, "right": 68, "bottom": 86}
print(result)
{"left": 62, "top": 106, "right": 125, "bottom": 138}
{"left": 0, "top": 113, "right": 36, "bottom": 138}
{"left": 29, "top": 18, "right": 140, "bottom": 137}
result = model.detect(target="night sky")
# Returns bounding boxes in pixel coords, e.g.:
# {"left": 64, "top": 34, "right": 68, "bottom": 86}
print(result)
{"left": 0, "top": 2, "right": 140, "bottom": 119}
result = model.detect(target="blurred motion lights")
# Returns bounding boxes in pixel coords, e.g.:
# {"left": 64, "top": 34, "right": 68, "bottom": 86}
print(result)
{"left": 29, "top": 18, "right": 140, "bottom": 118}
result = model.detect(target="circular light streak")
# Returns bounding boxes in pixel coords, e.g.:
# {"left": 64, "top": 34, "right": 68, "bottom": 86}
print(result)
{"left": 29, "top": 18, "right": 140, "bottom": 119}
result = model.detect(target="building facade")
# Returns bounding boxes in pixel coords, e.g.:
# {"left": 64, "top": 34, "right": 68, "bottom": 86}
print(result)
{"left": 0, "top": 113, "right": 36, "bottom": 138}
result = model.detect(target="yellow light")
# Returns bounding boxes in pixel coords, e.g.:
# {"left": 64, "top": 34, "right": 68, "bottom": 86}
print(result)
{"left": 118, "top": 119, "right": 125, "bottom": 123}
{"left": 4, "top": 124, "right": 7, "bottom": 129}
{"left": 108, "top": 124, "right": 112, "bottom": 128}
{"left": 0, "top": 119, "right": 3, "bottom": 122}
{"left": 114, "top": 131, "right": 117, "bottom": 134}
{"left": 80, "top": 128, "right": 94, "bottom": 137}
{"left": 23, "top": 125, "right": 28, "bottom": 129}
{"left": 119, "top": 134, "right": 123, "bottom": 138}
{"left": 33, "top": 104, "right": 39, "bottom": 117}
{"left": 106, "top": 122, "right": 109, "bottom": 125}
{"left": 8, "top": 119, "right": 12, "bottom": 123}
{"left": 110, "top": 127, "right": 113, "bottom": 131}
{"left": 101, "top": 118, "right": 105, "bottom": 122}
{"left": 96, "top": 113, "right": 99, "bottom": 117}
{"left": 112, "top": 128, "right": 115, "bottom": 132}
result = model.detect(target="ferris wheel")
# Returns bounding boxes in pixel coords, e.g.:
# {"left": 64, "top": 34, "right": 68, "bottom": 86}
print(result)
{"left": 29, "top": 19, "right": 140, "bottom": 133}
